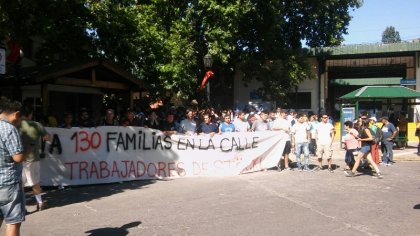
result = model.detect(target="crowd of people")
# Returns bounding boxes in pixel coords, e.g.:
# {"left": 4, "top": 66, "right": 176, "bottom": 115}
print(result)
{"left": 0, "top": 95, "right": 415, "bottom": 236}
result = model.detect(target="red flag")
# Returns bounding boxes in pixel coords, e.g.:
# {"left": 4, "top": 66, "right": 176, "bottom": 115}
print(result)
{"left": 199, "top": 70, "right": 214, "bottom": 91}
{"left": 6, "top": 39, "right": 21, "bottom": 63}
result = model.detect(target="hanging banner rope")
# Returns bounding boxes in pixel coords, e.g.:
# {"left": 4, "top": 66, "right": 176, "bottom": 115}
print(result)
{"left": 199, "top": 70, "right": 214, "bottom": 91}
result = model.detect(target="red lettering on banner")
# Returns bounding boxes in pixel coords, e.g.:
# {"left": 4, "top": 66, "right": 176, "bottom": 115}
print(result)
{"left": 79, "top": 161, "right": 89, "bottom": 179}
{"left": 167, "top": 162, "right": 175, "bottom": 177}
{"left": 136, "top": 161, "right": 146, "bottom": 177}
{"left": 147, "top": 163, "right": 157, "bottom": 177}
{"left": 65, "top": 160, "right": 189, "bottom": 181}
{"left": 90, "top": 161, "right": 99, "bottom": 179}
{"left": 128, "top": 161, "right": 136, "bottom": 177}
{"left": 157, "top": 162, "right": 166, "bottom": 177}
{"left": 100, "top": 161, "right": 110, "bottom": 178}
{"left": 111, "top": 161, "right": 121, "bottom": 178}
{"left": 65, "top": 162, "right": 76, "bottom": 180}
{"left": 193, "top": 161, "right": 209, "bottom": 175}
{"left": 121, "top": 160, "right": 130, "bottom": 178}
{"left": 176, "top": 162, "right": 186, "bottom": 176}
{"left": 193, "top": 161, "right": 201, "bottom": 175}
{"left": 214, "top": 160, "right": 223, "bottom": 168}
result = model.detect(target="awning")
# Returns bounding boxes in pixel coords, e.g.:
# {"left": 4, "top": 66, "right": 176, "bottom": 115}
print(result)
{"left": 339, "top": 86, "right": 420, "bottom": 100}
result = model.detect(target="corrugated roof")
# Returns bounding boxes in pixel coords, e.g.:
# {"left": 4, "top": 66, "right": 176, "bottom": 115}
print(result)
{"left": 339, "top": 86, "right": 420, "bottom": 100}
{"left": 309, "top": 41, "right": 420, "bottom": 56}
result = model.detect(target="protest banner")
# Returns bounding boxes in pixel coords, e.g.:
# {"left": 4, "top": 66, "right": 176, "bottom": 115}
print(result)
{"left": 40, "top": 127, "right": 286, "bottom": 186}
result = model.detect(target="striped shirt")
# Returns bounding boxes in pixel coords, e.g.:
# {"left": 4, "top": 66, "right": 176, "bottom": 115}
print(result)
{"left": 0, "top": 120, "right": 24, "bottom": 186}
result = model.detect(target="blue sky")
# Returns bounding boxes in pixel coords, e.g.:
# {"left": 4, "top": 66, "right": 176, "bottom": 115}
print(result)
{"left": 343, "top": 0, "right": 420, "bottom": 45}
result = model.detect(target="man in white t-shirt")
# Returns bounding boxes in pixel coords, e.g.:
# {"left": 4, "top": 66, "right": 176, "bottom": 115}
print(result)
{"left": 233, "top": 111, "right": 250, "bottom": 132}
{"left": 180, "top": 109, "right": 197, "bottom": 135}
{"left": 271, "top": 109, "right": 292, "bottom": 171}
{"left": 315, "top": 114, "right": 336, "bottom": 172}
{"left": 291, "top": 114, "right": 311, "bottom": 171}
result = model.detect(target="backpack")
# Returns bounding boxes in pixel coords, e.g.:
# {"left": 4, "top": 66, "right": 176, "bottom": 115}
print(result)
{"left": 370, "top": 126, "right": 383, "bottom": 144}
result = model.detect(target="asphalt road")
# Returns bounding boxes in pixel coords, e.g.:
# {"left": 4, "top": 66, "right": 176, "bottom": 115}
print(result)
{"left": 12, "top": 143, "right": 420, "bottom": 236}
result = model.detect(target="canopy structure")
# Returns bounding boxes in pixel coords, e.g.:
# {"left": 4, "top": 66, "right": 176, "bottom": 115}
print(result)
{"left": 339, "top": 86, "right": 420, "bottom": 101}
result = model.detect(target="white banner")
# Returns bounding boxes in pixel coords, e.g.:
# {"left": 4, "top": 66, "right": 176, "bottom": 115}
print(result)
{"left": 40, "top": 127, "right": 286, "bottom": 186}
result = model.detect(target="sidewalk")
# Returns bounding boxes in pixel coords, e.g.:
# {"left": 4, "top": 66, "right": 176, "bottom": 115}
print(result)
{"left": 330, "top": 140, "right": 420, "bottom": 162}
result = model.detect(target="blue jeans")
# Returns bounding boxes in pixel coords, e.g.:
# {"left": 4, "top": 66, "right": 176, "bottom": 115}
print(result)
{"left": 0, "top": 182, "right": 26, "bottom": 224}
{"left": 295, "top": 142, "right": 309, "bottom": 169}
{"left": 382, "top": 142, "right": 394, "bottom": 164}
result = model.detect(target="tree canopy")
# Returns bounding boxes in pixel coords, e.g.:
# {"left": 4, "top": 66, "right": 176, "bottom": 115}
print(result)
{"left": 0, "top": 0, "right": 362, "bottom": 106}
{"left": 382, "top": 26, "right": 401, "bottom": 44}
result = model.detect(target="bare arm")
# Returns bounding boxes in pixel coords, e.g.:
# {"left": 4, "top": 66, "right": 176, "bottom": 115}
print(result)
{"left": 12, "top": 153, "right": 25, "bottom": 163}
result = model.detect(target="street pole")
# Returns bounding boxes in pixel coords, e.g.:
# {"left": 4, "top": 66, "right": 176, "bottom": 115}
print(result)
{"left": 206, "top": 81, "right": 210, "bottom": 103}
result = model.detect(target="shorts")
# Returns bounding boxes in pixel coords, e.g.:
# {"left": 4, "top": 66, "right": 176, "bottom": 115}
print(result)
{"left": 359, "top": 145, "right": 371, "bottom": 154}
{"left": 0, "top": 183, "right": 26, "bottom": 224}
{"left": 282, "top": 141, "right": 291, "bottom": 155}
{"left": 317, "top": 144, "right": 333, "bottom": 159}
{"left": 22, "top": 161, "right": 41, "bottom": 187}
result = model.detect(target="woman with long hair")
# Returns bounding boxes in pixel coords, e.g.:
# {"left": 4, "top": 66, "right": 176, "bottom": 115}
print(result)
{"left": 345, "top": 119, "right": 383, "bottom": 178}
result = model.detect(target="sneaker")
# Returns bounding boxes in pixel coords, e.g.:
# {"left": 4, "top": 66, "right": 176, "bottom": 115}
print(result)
{"left": 328, "top": 168, "right": 334, "bottom": 173}
{"left": 376, "top": 172, "right": 383, "bottom": 179}
{"left": 303, "top": 167, "right": 310, "bottom": 172}
{"left": 285, "top": 167, "right": 293, "bottom": 171}
{"left": 344, "top": 171, "right": 355, "bottom": 177}
{"left": 380, "top": 162, "right": 388, "bottom": 166}
{"left": 36, "top": 202, "right": 48, "bottom": 211}
{"left": 312, "top": 166, "right": 321, "bottom": 171}
{"left": 276, "top": 165, "right": 282, "bottom": 172}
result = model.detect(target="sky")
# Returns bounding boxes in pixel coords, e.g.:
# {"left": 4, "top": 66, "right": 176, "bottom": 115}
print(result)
{"left": 343, "top": 0, "right": 420, "bottom": 45}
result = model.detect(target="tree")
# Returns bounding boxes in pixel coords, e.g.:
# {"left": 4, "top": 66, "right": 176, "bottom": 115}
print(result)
{"left": 382, "top": 26, "right": 401, "bottom": 44}
{"left": 0, "top": 0, "right": 363, "bottom": 106}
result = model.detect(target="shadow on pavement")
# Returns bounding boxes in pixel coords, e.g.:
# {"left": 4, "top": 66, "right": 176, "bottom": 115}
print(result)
{"left": 25, "top": 180, "right": 156, "bottom": 211}
{"left": 414, "top": 204, "right": 420, "bottom": 209}
{"left": 85, "top": 221, "right": 141, "bottom": 236}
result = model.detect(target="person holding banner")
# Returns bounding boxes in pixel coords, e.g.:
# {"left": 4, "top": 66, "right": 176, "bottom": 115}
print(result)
{"left": 233, "top": 111, "right": 250, "bottom": 132}
{"left": 271, "top": 109, "right": 292, "bottom": 171}
{"left": 160, "top": 113, "right": 180, "bottom": 136}
{"left": 219, "top": 114, "right": 235, "bottom": 134}
{"left": 0, "top": 97, "right": 26, "bottom": 236}
{"left": 101, "top": 109, "right": 119, "bottom": 126}
{"left": 251, "top": 110, "right": 269, "bottom": 132}
{"left": 180, "top": 109, "right": 197, "bottom": 135}
{"left": 196, "top": 114, "right": 218, "bottom": 137}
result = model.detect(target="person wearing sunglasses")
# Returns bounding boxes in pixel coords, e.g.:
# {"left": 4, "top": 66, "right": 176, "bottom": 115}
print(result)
{"left": 314, "top": 114, "right": 336, "bottom": 172}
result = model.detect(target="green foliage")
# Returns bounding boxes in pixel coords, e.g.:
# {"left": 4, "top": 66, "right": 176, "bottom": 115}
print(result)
{"left": 0, "top": 0, "right": 362, "bottom": 104}
{"left": 382, "top": 26, "right": 401, "bottom": 44}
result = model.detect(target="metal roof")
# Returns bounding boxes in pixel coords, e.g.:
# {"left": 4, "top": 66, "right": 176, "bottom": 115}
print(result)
{"left": 309, "top": 41, "right": 420, "bottom": 57}
{"left": 339, "top": 86, "right": 420, "bottom": 100}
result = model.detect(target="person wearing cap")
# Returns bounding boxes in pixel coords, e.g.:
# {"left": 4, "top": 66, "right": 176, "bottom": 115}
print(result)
{"left": 380, "top": 116, "right": 397, "bottom": 166}
{"left": 314, "top": 113, "right": 336, "bottom": 172}
{"left": 368, "top": 117, "right": 380, "bottom": 165}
